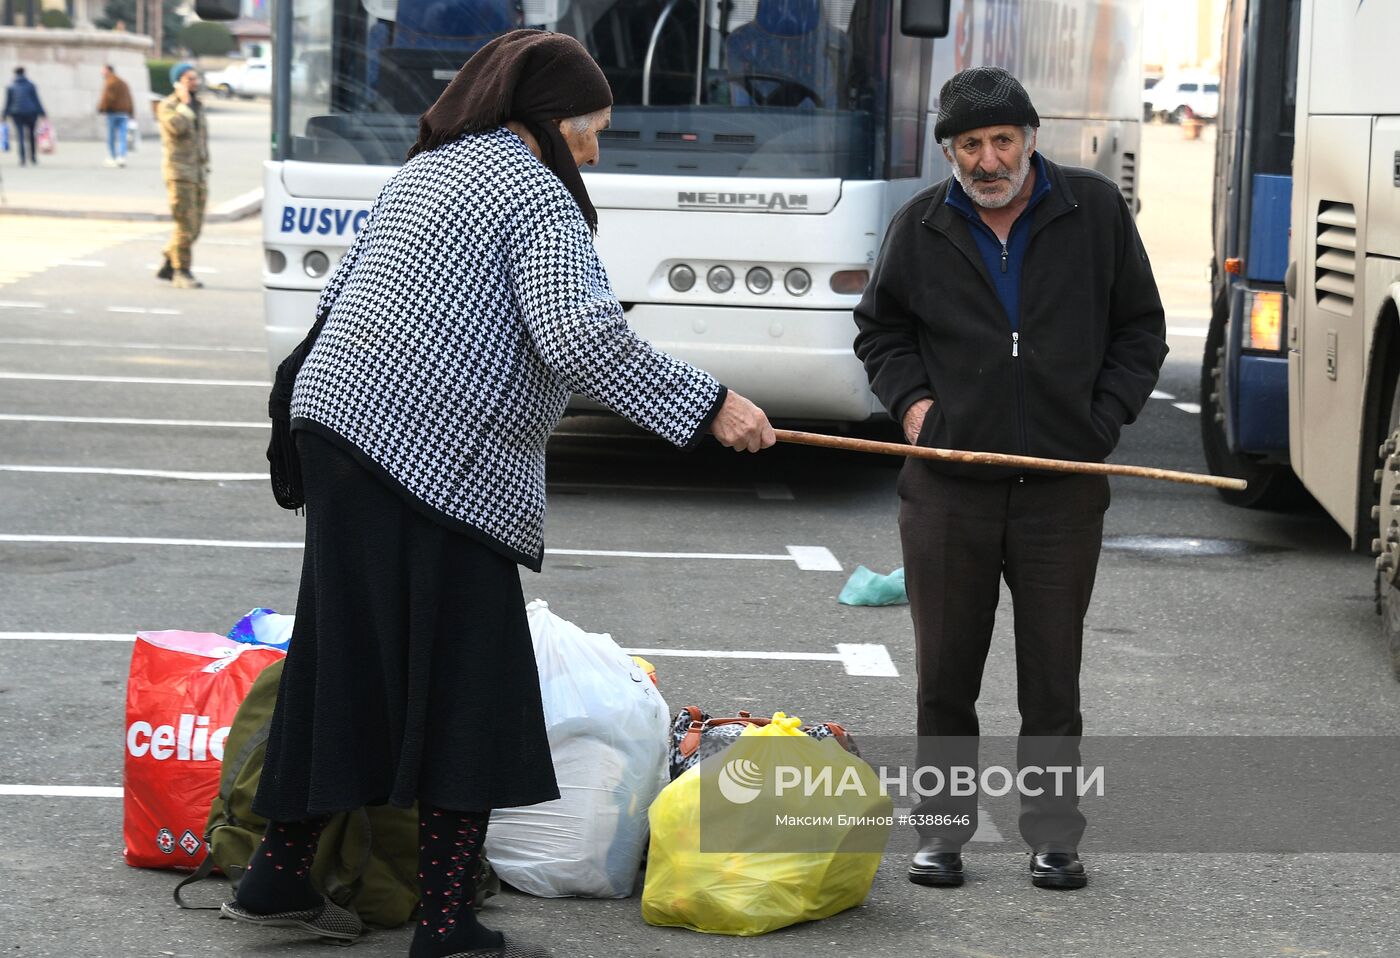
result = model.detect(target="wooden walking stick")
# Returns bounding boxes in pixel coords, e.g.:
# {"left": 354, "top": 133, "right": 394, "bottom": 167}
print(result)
{"left": 772, "top": 429, "right": 1248, "bottom": 491}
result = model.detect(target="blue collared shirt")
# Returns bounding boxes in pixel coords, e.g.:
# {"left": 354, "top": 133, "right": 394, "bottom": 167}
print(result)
{"left": 944, "top": 151, "right": 1052, "bottom": 334}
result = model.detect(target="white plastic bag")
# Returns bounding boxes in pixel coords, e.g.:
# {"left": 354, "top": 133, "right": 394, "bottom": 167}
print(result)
{"left": 485, "top": 600, "right": 670, "bottom": 898}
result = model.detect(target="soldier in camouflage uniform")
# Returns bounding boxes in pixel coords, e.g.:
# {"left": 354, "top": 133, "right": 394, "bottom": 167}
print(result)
{"left": 157, "top": 63, "right": 210, "bottom": 289}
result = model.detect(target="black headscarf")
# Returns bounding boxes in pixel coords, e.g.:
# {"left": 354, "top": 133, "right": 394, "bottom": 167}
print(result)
{"left": 409, "top": 29, "right": 614, "bottom": 232}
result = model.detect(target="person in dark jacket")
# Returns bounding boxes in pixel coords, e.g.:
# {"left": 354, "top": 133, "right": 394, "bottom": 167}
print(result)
{"left": 853, "top": 67, "right": 1167, "bottom": 891}
{"left": 2, "top": 67, "right": 46, "bottom": 167}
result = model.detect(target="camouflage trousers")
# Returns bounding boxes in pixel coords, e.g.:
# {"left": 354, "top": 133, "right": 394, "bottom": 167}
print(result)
{"left": 164, "top": 178, "right": 208, "bottom": 271}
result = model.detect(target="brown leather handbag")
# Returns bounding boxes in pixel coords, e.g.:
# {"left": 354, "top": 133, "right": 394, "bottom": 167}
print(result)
{"left": 666, "top": 706, "right": 860, "bottom": 780}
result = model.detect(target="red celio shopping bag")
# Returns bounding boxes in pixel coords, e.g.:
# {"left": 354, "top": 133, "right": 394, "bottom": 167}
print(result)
{"left": 123, "top": 631, "right": 284, "bottom": 869}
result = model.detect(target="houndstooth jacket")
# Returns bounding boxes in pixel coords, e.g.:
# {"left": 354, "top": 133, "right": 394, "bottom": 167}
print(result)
{"left": 290, "top": 128, "right": 724, "bottom": 570}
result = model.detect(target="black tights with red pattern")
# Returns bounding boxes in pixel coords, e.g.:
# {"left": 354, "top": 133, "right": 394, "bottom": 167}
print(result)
{"left": 411, "top": 806, "right": 501, "bottom": 957}
{"left": 236, "top": 806, "right": 500, "bottom": 956}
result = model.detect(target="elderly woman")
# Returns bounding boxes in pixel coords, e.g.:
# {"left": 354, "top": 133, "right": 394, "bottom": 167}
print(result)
{"left": 220, "top": 30, "right": 774, "bottom": 958}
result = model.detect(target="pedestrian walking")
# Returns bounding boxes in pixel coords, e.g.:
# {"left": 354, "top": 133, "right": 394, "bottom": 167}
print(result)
{"left": 156, "top": 62, "right": 209, "bottom": 289}
{"left": 97, "top": 64, "right": 134, "bottom": 168}
{"left": 217, "top": 29, "right": 774, "bottom": 958}
{"left": 853, "top": 67, "right": 1168, "bottom": 890}
{"left": 2, "top": 67, "right": 46, "bottom": 167}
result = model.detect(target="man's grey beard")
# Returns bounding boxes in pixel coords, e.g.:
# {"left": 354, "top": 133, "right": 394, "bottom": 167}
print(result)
{"left": 954, "top": 147, "right": 1033, "bottom": 210}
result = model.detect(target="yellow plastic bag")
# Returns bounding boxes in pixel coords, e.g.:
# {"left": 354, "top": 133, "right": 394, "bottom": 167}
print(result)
{"left": 641, "top": 712, "right": 891, "bottom": 936}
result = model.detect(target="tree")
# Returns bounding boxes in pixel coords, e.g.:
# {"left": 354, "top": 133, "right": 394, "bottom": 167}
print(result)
{"left": 97, "top": 0, "right": 185, "bottom": 56}
{"left": 40, "top": 9, "right": 74, "bottom": 27}
{"left": 179, "top": 21, "right": 236, "bottom": 56}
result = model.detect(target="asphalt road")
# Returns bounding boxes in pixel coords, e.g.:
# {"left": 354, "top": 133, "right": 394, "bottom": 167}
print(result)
{"left": 2, "top": 133, "right": 1398, "bottom": 957}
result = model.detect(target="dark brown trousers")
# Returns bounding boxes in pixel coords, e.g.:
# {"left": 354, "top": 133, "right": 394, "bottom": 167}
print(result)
{"left": 898, "top": 464, "right": 1110, "bottom": 851}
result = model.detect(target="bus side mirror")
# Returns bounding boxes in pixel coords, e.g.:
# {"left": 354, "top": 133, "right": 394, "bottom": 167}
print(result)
{"left": 194, "top": 0, "right": 240, "bottom": 21}
{"left": 901, "top": 0, "right": 951, "bottom": 37}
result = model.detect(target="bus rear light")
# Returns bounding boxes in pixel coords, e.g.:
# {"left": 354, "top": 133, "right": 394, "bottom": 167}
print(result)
{"left": 1245, "top": 291, "right": 1284, "bottom": 351}
{"left": 830, "top": 270, "right": 869, "bottom": 294}
{"left": 784, "top": 268, "right": 812, "bottom": 296}
{"left": 265, "top": 250, "right": 287, "bottom": 273}
{"left": 707, "top": 265, "right": 735, "bottom": 293}
{"left": 745, "top": 267, "right": 773, "bottom": 294}
{"left": 303, "top": 251, "right": 330, "bottom": 278}
{"left": 1225, "top": 257, "right": 1243, "bottom": 274}
{"left": 668, "top": 264, "right": 696, "bottom": 292}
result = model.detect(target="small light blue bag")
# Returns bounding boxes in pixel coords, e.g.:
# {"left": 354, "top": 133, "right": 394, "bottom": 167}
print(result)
{"left": 837, "top": 566, "right": 908, "bottom": 606}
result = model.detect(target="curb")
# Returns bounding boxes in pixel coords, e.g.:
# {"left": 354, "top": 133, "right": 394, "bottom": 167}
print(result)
{"left": 0, "top": 188, "right": 262, "bottom": 224}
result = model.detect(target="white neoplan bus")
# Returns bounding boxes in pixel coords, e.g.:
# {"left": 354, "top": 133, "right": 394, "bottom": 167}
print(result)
{"left": 200, "top": 0, "right": 1145, "bottom": 423}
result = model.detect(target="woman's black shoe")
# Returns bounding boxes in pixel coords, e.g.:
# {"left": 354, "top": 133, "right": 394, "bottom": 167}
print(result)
{"left": 156, "top": 257, "right": 174, "bottom": 281}
{"left": 1030, "top": 851, "right": 1087, "bottom": 889}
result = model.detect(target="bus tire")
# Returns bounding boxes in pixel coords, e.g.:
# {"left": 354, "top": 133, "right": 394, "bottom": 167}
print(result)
{"left": 1375, "top": 383, "right": 1400, "bottom": 681}
{"left": 1199, "top": 299, "right": 1308, "bottom": 509}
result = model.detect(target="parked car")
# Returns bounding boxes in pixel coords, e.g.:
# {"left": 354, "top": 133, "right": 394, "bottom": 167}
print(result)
{"left": 204, "top": 59, "right": 273, "bottom": 99}
{"left": 1144, "top": 72, "right": 1220, "bottom": 123}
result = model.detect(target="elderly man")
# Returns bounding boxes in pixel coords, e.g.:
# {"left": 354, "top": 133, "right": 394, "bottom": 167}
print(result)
{"left": 854, "top": 67, "right": 1167, "bottom": 889}
{"left": 156, "top": 63, "right": 210, "bottom": 289}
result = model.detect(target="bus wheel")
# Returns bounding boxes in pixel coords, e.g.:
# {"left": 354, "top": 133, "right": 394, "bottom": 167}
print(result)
{"left": 1376, "top": 386, "right": 1400, "bottom": 681}
{"left": 1199, "top": 300, "right": 1308, "bottom": 508}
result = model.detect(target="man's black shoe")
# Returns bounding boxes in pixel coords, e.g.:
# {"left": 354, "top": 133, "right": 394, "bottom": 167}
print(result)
{"left": 156, "top": 257, "right": 174, "bottom": 281}
{"left": 1030, "top": 851, "right": 1087, "bottom": 889}
{"left": 908, "top": 847, "right": 964, "bottom": 887}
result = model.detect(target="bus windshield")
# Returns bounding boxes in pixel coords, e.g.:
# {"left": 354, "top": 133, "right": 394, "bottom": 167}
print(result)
{"left": 285, "top": 0, "right": 898, "bottom": 178}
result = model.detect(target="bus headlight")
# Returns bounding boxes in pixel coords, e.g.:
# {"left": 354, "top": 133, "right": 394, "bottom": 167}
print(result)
{"left": 784, "top": 268, "right": 812, "bottom": 296}
{"left": 745, "top": 267, "right": 773, "bottom": 294}
{"left": 303, "top": 251, "right": 331, "bottom": 278}
{"left": 707, "top": 265, "right": 735, "bottom": 293}
{"left": 668, "top": 264, "right": 696, "bottom": 292}
{"left": 266, "top": 249, "right": 287, "bottom": 273}
{"left": 1244, "top": 291, "right": 1284, "bottom": 351}
{"left": 830, "top": 269, "right": 870, "bottom": 295}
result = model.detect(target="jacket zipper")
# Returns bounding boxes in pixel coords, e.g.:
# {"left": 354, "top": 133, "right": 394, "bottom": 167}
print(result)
{"left": 1013, "top": 331, "right": 1028, "bottom": 455}
{"left": 1001, "top": 243, "right": 1009, "bottom": 274}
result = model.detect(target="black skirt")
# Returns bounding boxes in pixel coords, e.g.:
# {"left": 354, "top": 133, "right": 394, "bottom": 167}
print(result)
{"left": 253, "top": 429, "right": 559, "bottom": 820}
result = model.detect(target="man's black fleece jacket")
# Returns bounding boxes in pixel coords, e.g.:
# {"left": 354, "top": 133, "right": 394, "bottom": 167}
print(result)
{"left": 853, "top": 155, "right": 1169, "bottom": 477}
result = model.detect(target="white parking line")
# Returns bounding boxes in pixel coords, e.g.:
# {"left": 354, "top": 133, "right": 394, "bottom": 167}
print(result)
{"left": 0, "top": 337, "right": 261, "bottom": 353}
{"left": 0, "top": 372, "right": 268, "bottom": 387}
{"left": 0, "top": 632, "right": 896, "bottom": 675}
{"left": 1166, "top": 327, "right": 1209, "bottom": 338}
{"left": 786, "top": 545, "right": 842, "bottom": 571}
{"left": 0, "top": 300, "right": 45, "bottom": 309}
{"left": 1150, "top": 389, "right": 1176, "bottom": 400}
{"left": 0, "top": 632, "right": 136, "bottom": 642}
{"left": 0, "top": 465, "right": 264, "bottom": 481}
{"left": 835, "top": 643, "right": 900, "bottom": 677}
{"left": 56, "top": 260, "right": 105, "bottom": 268}
{"left": 1173, "top": 402, "right": 1203, "bottom": 415}
{"left": 0, "top": 785, "right": 123, "bottom": 798}
{"left": 0, "top": 536, "right": 843, "bottom": 570}
{"left": 106, "top": 306, "right": 182, "bottom": 316}
{"left": 0, "top": 414, "right": 268, "bottom": 429}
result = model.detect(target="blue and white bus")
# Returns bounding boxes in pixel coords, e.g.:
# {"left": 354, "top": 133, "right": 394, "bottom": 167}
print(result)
{"left": 200, "top": 0, "right": 1145, "bottom": 423}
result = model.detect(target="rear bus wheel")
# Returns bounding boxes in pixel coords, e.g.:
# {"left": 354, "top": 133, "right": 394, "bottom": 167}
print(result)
{"left": 1374, "top": 384, "right": 1400, "bottom": 681}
